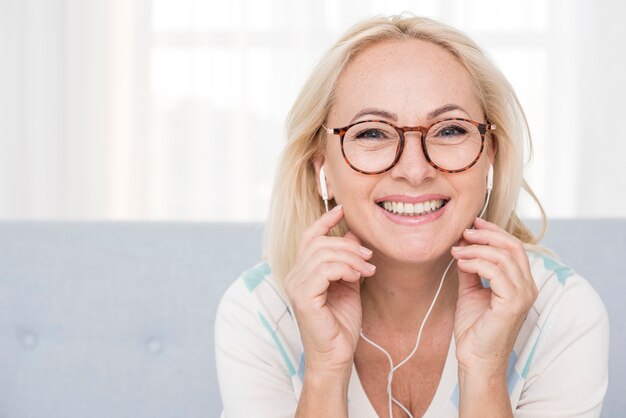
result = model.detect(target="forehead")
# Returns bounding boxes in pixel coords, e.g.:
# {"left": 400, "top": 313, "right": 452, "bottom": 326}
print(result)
{"left": 330, "top": 39, "right": 483, "bottom": 123}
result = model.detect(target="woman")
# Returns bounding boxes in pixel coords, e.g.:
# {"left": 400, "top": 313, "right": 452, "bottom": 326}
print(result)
{"left": 215, "top": 15, "right": 609, "bottom": 417}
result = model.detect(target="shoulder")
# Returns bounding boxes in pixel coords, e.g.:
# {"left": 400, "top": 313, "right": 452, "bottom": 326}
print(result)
{"left": 215, "top": 261, "right": 304, "bottom": 377}
{"left": 526, "top": 250, "right": 608, "bottom": 322}
{"left": 506, "top": 252, "right": 610, "bottom": 413}
{"left": 515, "top": 250, "right": 609, "bottom": 381}
{"left": 215, "top": 262, "right": 304, "bottom": 413}
{"left": 217, "top": 260, "right": 293, "bottom": 325}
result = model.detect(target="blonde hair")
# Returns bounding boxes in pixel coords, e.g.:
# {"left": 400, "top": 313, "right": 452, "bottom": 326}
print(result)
{"left": 263, "top": 14, "right": 547, "bottom": 284}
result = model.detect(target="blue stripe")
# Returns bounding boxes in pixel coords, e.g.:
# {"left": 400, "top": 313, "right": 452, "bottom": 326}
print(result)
{"left": 506, "top": 350, "right": 520, "bottom": 394}
{"left": 258, "top": 312, "right": 296, "bottom": 376}
{"left": 298, "top": 351, "right": 306, "bottom": 381}
{"left": 522, "top": 308, "right": 555, "bottom": 379}
{"left": 450, "top": 383, "right": 460, "bottom": 409}
{"left": 522, "top": 336, "right": 540, "bottom": 379}
{"left": 538, "top": 254, "right": 575, "bottom": 285}
{"left": 242, "top": 261, "right": 271, "bottom": 292}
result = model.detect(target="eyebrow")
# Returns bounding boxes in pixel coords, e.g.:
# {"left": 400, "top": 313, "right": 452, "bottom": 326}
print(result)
{"left": 427, "top": 104, "right": 470, "bottom": 120}
{"left": 348, "top": 104, "right": 470, "bottom": 125}
{"left": 349, "top": 108, "right": 397, "bottom": 124}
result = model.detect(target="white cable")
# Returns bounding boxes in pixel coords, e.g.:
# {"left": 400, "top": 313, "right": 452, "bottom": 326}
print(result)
{"left": 478, "top": 186, "right": 492, "bottom": 219}
{"left": 359, "top": 257, "right": 455, "bottom": 418}
{"left": 478, "top": 164, "right": 493, "bottom": 219}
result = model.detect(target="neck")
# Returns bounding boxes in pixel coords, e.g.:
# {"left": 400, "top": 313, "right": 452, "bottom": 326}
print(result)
{"left": 360, "top": 253, "right": 458, "bottom": 336}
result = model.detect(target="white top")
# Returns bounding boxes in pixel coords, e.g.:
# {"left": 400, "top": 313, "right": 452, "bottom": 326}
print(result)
{"left": 215, "top": 251, "right": 609, "bottom": 417}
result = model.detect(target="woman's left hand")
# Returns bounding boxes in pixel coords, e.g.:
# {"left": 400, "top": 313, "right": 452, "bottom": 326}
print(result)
{"left": 451, "top": 217, "right": 538, "bottom": 374}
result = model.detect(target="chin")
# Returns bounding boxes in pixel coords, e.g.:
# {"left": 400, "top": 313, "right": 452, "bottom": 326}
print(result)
{"left": 382, "top": 240, "right": 451, "bottom": 265}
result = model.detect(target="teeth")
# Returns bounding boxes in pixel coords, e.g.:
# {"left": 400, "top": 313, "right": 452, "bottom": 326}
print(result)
{"left": 379, "top": 199, "right": 445, "bottom": 216}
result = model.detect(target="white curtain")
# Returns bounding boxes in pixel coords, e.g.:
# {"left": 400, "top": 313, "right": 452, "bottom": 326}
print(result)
{"left": 1, "top": 0, "right": 624, "bottom": 221}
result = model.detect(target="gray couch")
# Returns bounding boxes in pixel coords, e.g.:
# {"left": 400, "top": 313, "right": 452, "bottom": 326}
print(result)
{"left": 0, "top": 220, "right": 623, "bottom": 417}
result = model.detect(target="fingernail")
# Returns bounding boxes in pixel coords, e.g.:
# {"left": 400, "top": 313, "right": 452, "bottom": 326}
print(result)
{"left": 464, "top": 228, "right": 477, "bottom": 235}
{"left": 451, "top": 246, "right": 464, "bottom": 252}
{"left": 331, "top": 204, "right": 342, "bottom": 212}
{"left": 360, "top": 246, "right": 373, "bottom": 256}
{"left": 366, "top": 263, "right": 376, "bottom": 272}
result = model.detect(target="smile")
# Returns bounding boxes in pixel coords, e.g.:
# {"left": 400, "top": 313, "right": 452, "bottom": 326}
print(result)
{"left": 376, "top": 199, "right": 447, "bottom": 216}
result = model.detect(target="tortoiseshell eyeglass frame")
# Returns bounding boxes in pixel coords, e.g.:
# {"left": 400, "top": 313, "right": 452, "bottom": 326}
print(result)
{"left": 321, "top": 118, "right": 496, "bottom": 175}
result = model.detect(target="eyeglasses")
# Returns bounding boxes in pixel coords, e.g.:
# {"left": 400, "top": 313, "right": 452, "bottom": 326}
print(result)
{"left": 323, "top": 118, "right": 496, "bottom": 175}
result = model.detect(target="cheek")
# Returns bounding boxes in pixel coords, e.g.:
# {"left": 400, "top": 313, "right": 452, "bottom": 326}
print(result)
{"left": 334, "top": 177, "right": 371, "bottom": 207}
{"left": 455, "top": 175, "right": 488, "bottom": 217}
{"left": 332, "top": 176, "right": 378, "bottom": 226}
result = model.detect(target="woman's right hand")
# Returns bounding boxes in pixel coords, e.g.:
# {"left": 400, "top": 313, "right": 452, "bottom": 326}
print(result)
{"left": 284, "top": 204, "right": 377, "bottom": 376}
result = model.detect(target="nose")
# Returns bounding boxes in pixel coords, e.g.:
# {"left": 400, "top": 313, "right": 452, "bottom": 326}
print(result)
{"left": 388, "top": 131, "right": 438, "bottom": 184}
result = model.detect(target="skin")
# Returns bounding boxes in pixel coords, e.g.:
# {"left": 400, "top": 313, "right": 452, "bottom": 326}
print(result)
{"left": 318, "top": 39, "right": 491, "bottom": 332}
{"left": 290, "top": 38, "right": 538, "bottom": 417}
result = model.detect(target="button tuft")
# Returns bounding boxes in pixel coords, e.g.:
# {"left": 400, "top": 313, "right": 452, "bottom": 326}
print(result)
{"left": 22, "top": 333, "right": 38, "bottom": 349}
{"left": 147, "top": 337, "right": 163, "bottom": 353}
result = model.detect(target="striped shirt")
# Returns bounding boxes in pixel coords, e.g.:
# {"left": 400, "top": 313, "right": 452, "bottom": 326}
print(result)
{"left": 215, "top": 251, "right": 609, "bottom": 417}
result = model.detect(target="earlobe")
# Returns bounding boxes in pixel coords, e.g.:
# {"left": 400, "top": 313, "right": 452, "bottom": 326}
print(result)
{"left": 487, "top": 133, "right": 497, "bottom": 162}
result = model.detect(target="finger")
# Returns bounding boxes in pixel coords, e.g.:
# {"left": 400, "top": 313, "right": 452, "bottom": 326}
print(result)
{"left": 342, "top": 231, "right": 373, "bottom": 258}
{"left": 455, "top": 260, "right": 484, "bottom": 297}
{"left": 451, "top": 238, "right": 485, "bottom": 296}
{"left": 456, "top": 258, "right": 517, "bottom": 303}
{"left": 299, "top": 204, "right": 345, "bottom": 255}
{"left": 343, "top": 230, "right": 361, "bottom": 245}
{"left": 300, "top": 235, "right": 373, "bottom": 263}
{"left": 310, "top": 245, "right": 376, "bottom": 277}
{"left": 455, "top": 236, "right": 470, "bottom": 248}
{"left": 299, "top": 262, "right": 364, "bottom": 305}
{"left": 451, "top": 244, "right": 526, "bottom": 289}
{"left": 461, "top": 228, "right": 530, "bottom": 278}
{"left": 295, "top": 245, "right": 376, "bottom": 290}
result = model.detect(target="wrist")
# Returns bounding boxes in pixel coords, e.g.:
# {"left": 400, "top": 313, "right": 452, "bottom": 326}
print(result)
{"left": 458, "top": 367, "right": 512, "bottom": 418}
{"left": 304, "top": 366, "right": 352, "bottom": 388}
{"left": 297, "top": 368, "right": 351, "bottom": 418}
{"left": 458, "top": 360, "right": 507, "bottom": 379}
{"left": 458, "top": 366, "right": 507, "bottom": 389}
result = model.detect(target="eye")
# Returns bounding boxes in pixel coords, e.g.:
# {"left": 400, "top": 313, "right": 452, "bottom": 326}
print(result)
{"left": 355, "top": 129, "right": 390, "bottom": 140}
{"left": 436, "top": 124, "right": 468, "bottom": 137}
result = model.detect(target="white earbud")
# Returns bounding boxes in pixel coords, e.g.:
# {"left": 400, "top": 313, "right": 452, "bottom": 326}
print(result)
{"left": 319, "top": 166, "right": 329, "bottom": 212}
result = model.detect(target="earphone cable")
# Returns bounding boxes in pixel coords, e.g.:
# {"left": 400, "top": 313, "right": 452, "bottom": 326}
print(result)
{"left": 359, "top": 257, "right": 454, "bottom": 418}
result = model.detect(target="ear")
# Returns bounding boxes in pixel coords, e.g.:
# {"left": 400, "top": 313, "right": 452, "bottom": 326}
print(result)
{"left": 487, "top": 133, "right": 497, "bottom": 164}
{"left": 312, "top": 155, "right": 333, "bottom": 199}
